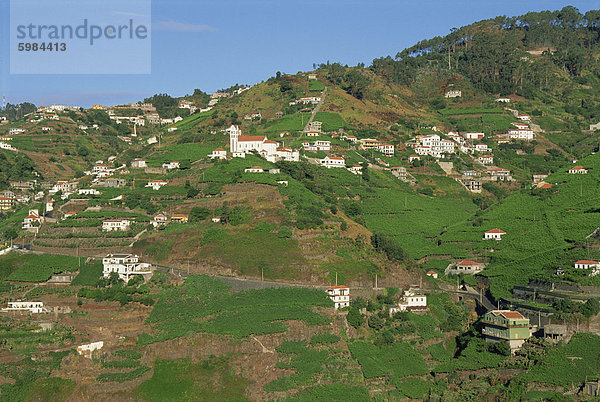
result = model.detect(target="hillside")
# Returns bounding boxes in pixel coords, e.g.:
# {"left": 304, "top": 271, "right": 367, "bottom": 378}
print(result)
{"left": 3, "top": 6, "right": 600, "bottom": 401}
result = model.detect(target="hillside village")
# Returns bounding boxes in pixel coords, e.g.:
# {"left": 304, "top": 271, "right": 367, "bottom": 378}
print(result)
{"left": 3, "top": 6, "right": 600, "bottom": 400}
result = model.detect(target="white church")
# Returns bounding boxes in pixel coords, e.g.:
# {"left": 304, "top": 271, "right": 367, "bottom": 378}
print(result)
{"left": 226, "top": 125, "right": 300, "bottom": 163}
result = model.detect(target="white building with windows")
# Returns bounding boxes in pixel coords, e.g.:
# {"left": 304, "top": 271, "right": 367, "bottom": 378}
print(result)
{"left": 209, "top": 148, "right": 227, "bottom": 160}
{"left": 574, "top": 260, "right": 600, "bottom": 270}
{"left": 320, "top": 156, "right": 345, "bottom": 168}
{"left": 102, "top": 219, "right": 131, "bottom": 232}
{"left": 508, "top": 128, "right": 535, "bottom": 141}
{"left": 484, "top": 228, "right": 506, "bottom": 240}
{"left": 376, "top": 143, "right": 395, "bottom": 156}
{"left": 244, "top": 166, "right": 264, "bottom": 173}
{"left": 131, "top": 159, "right": 147, "bottom": 168}
{"left": 2, "top": 301, "right": 44, "bottom": 313}
{"left": 102, "top": 254, "right": 152, "bottom": 282}
{"left": 162, "top": 161, "right": 180, "bottom": 170}
{"left": 228, "top": 125, "right": 299, "bottom": 162}
{"left": 414, "top": 135, "right": 455, "bottom": 158}
{"left": 78, "top": 189, "right": 101, "bottom": 196}
{"left": 327, "top": 285, "right": 350, "bottom": 309}
{"left": 389, "top": 288, "right": 427, "bottom": 315}
{"left": 464, "top": 132, "right": 484, "bottom": 140}
{"left": 303, "top": 140, "right": 331, "bottom": 152}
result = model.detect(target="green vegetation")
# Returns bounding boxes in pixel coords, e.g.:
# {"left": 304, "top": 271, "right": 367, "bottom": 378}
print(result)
{"left": 308, "top": 79, "right": 325, "bottom": 92}
{"left": 136, "top": 357, "right": 249, "bottom": 401}
{"left": 4, "top": 254, "right": 81, "bottom": 282}
{"left": 139, "top": 275, "right": 332, "bottom": 344}
{"left": 71, "top": 261, "right": 103, "bottom": 286}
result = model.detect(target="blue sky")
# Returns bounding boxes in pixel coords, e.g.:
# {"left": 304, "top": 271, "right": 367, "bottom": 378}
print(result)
{"left": 0, "top": 0, "right": 596, "bottom": 107}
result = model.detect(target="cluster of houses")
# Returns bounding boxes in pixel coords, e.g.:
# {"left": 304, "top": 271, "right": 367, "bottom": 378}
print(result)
{"left": 0, "top": 189, "right": 30, "bottom": 210}
{"left": 413, "top": 134, "right": 456, "bottom": 158}
{"left": 209, "top": 125, "right": 300, "bottom": 163}
{"left": 99, "top": 211, "right": 193, "bottom": 232}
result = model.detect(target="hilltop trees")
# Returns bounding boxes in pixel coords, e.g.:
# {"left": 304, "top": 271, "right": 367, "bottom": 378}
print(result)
{"left": 371, "top": 7, "right": 600, "bottom": 96}
{"left": 0, "top": 102, "right": 36, "bottom": 122}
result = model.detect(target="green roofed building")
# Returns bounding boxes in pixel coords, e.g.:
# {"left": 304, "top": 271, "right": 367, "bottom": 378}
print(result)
{"left": 482, "top": 310, "right": 531, "bottom": 351}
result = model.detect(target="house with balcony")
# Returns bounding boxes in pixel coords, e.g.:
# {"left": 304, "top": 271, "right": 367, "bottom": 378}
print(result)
{"left": 327, "top": 285, "right": 350, "bottom": 309}
{"left": 102, "top": 254, "right": 152, "bottom": 282}
{"left": 482, "top": 310, "right": 531, "bottom": 352}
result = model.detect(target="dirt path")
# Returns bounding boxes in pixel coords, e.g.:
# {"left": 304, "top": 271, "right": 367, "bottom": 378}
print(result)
{"left": 303, "top": 87, "right": 327, "bottom": 132}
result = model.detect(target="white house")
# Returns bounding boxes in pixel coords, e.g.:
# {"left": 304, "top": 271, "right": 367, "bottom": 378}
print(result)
{"left": 389, "top": 288, "right": 427, "bottom": 315}
{"left": 0, "top": 142, "right": 15, "bottom": 151}
{"left": 477, "top": 155, "right": 494, "bottom": 165}
{"left": 162, "top": 161, "right": 180, "bottom": 170}
{"left": 244, "top": 166, "right": 264, "bottom": 173}
{"left": 408, "top": 154, "right": 421, "bottom": 163}
{"left": 228, "top": 125, "right": 296, "bottom": 163}
{"left": 2, "top": 301, "right": 44, "bottom": 314}
{"left": 303, "top": 140, "right": 331, "bottom": 152}
{"left": 517, "top": 114, "right": 531, "bottom": 121}
{"left": 9, "top": 128, "right": 25, "bottom": 135}
{"left": 153, "top": 214, "right": 168, "bottom": 227}
{"left": 508, "top": 128, "right": 535, "bottom": 141}
{"left": 297, "top": 96, "right": 321, "bottom": 105}
{"left": 209, "top": 148, "right": 227, "bottom": 160}
{"left": 320, "top": 156, "right": 345, "bottom": 168}
{"left": 347, "top": 165, "right": 363, "bottom": 175}
{"left": 451, "top": 260, "right": 485, "bottom": 274}
{"left": 415, "top": 135, "right": 455, "bottom": 158}
{"left": 496, "top": 98, "right": 511, "bottom": 103}
{"left": 102, "top": 219, "right": 131, "bottom": 232}
{"left": 376, "top": 143, "right": 395, "bottom": 156}
{"left": 211, "top": 216, "right": 221, "bottom": 223}
{"left": 484, "top": 228, "right": 506, "bottom": 240}
{"left": 464, "top": 132, "right": 485, "bottom": 140}
{"left": 475, "top": 143, "right": 489, "bottom": 152}
{"left": 102, "top": 254, "right": 151, "bottom": 282}
{"left": 167, "top": 126, "right": 178, "bottom": 132}
{"left": 22, "top": 209, "right": 42, "bottom": 231}
{"left": 426, "top": 270, "right": 438, "bottom": 279}
{"left": 343, "top": 135, "right": 358, "bottom": 143}
{"left": 486, "top": 167, "right": 512, "bottom": 181}
{"left": 568, "top": 166, "right": 588, "bottom": 174}
{"left": 574, "top": 260, "right": 600, "bottom": 270}
{"left": 131, "top": 159, "right": 147, "bottom": 168}
{"left": 273, "top": 147, "right": 300, "bottom": 162}
{"left": 327, "top": 285, "right": 350, "bottom": 309}
{"left": 78, "top": 189, "right": 101, "bottom": 196}
{"left": 444, "top": 89, "right": 462, "bottom": 98}
{"left": 146, "top": 180, "right": 168, "bottom": 190}
{"left": 77, "top": 341, "right": 104, "bottom": 359}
